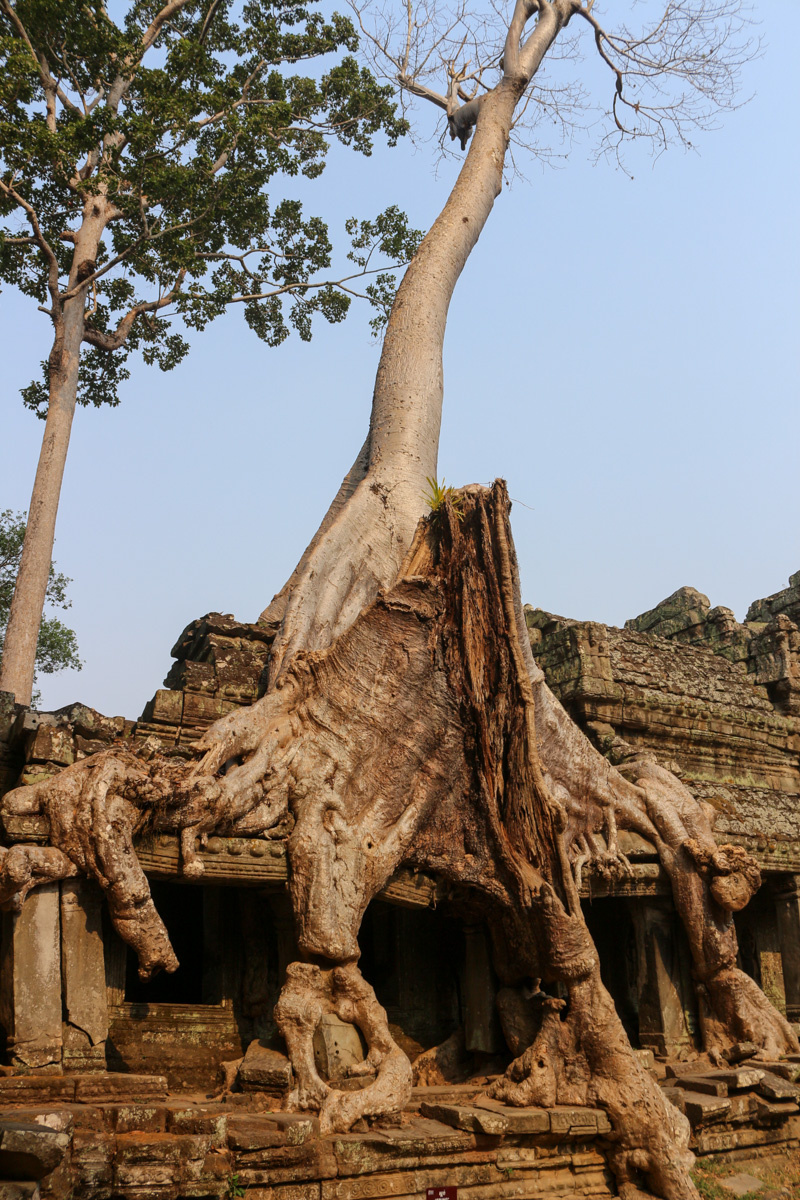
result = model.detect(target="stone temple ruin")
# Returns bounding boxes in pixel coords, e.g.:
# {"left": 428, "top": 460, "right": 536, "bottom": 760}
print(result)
{"left": 1, "top": 567, "right": 800, "bottom": 1198}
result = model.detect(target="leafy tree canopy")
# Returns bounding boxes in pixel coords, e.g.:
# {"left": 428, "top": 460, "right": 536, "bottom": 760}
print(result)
{"left": 0, "top": 0, "right": 419, "bottom": 412}
{"left": 0, "top": 510, "right": 81, "bottom": 699}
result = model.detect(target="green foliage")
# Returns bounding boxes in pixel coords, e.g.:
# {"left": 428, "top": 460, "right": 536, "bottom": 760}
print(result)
{"left": 423, "top": 476, "right": 463, "bottom": 520}
{"left": 0, "top": 0, "right": 416, "bottom": 413}
{"left": 0, "top": 510, "right": 82, "bottom": 697}
{"left": 225, "top": 1173, "right": 245, "bottom": 1199}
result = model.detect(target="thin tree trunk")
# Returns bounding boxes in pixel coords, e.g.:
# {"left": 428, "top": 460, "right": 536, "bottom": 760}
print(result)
{"left": 0, "top": 301, "right": 84, "bottom": 706}
{"left": 0, "top": 199, "right": 106, "bottom": 706}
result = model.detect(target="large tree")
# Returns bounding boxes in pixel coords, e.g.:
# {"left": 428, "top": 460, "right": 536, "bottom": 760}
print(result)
{"left": 0, "top": 0, "right": 418, "bottom": 706}
{"left": 2, "top": 3, "right": 790, "bottom": 1199}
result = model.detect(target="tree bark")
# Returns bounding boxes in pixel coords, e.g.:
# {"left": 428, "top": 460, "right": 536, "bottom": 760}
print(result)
{"left": 266, "top": 80, "right": 524, "bottom": 681}
{"left": 0, "top": 198, "right": 106, "bottom": 707}
{"left": 0, "top": 302, "right": 83, "bottom": 706}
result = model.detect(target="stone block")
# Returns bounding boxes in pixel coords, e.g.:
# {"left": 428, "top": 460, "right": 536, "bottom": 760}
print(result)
{"left": 753, "top": 1061, "right": 800, "bottom": 1083}
{"left": 674, "top": 1075, "right": 729, "bottom": 1096}
{"left": 0, "top": 1083, "right": 75, "bottom": 1107}
{"left": 104, "top": 1104, "right": 167, "bottom": 1133}
{"left": 0, "top": 1121, "right": 70, "bottom": 1181}
{"left": 113, "top": 1160, "right": 178, "bottom": 1190}
{"left": 0, "top": 1113, "right": 72, "bottom": 1140}
{"left": 665, "top": 1061, "right": 707, "bottom": 1079}
{"left": 661, "top": 1087, "right": 685, "bottom": 1113}
{"left": 60, "top": 880, "right": 108, "bottom": 1068}
{"left": 727, "top": 1042, "right": 757, "bottom": 1064}
{"left": 720, "top": 1173, "right": 766, "bottom": 1195}
{"left": 549, "top": 1107, "right": 611, "bottom": 1136}
{"left": 68, "top": 1131, "right": 113, "bottom": 1193}
{"left": 147, "top": 690, "right": 184, "bottom": 725}
{"left": 226, "top": 1117, "right": 289, "bottom": 1152}
{"left": 3, "top": 885, "right": 62, "bottom": 1071}
{"left": 73, "top": 1074, "right": 168, "bottom": 1103}
{"left": 705, "top": 1068, "right": 765, "bottom": 1091}
{"left": 26, "top": 727, "right": 74, "bottom": 768}
{"left": 726, "top": 1094, "right": 755, "bottom": 1121}
{"left": 313, "top": 1015, "right": 366, "bottom": 1082}
{"left": 332, "top": 1122, "right": 475, "bottom": 1177}
{"left": 114, "top": 1133, "right": 183, "bottom": 1165}
{"left": 234, "top": 1141, "right": 338, "bottom": 1184}
{"left": 167, "top": 1106, "right": 228, "bottom": 1147}
{"left": 753, "top": 1097, "right": 798, "bottom": 1123}
{"left": 238, "top": 1042, "right": 293, "bottom": 1094}
{"left": 419, "top": 1103, "right": 507, "bottom": 1136}
{"left": 680, "top": 1091, "right": 731, "bottom": 1126}
{"left": 473, "top": 1096, "right": 549, "bottom": 1135}
{"left": 245, "top": 1186, "right": 321, "bottom": 1200}
{"left": 756, "top": 1072, "right": 800, "bottom": 1102}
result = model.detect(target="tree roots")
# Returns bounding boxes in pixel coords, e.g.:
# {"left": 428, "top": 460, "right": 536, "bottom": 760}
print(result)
{"left": 2, "top": 481, "right": 795, "bottom": 1200}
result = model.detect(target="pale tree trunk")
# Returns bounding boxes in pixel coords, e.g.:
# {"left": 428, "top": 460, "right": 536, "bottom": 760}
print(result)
{"left": 265, "top": 78, "right": 525, "bottom": 680}
{"left": 0, "top": 204, "right": 105, "bottom": 707}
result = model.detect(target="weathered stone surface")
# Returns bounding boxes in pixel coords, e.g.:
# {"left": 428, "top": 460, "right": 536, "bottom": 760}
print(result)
{"left": 756, "top": 1072, "right": 800, "bottom": 1102}
{"left": 472, "top": 1096, "right": 550, "bottom": 1135}
{"left": 673, "top": 1075, "right": 729, "bottom": 1097}
{"left": 727, "top": 1041, "right": 757, "bottom": 1064}
{"left": 239, "top": 1042, "right": 293, "bottom": 1094}
{"left": 0, "top": 1084, "right": 75, "bottom": 1109}
{"left": 227, "top": 1118, "right": 290, "bottom": 1152}
{"left": 753, "top": 1060, "right": 800, "bottom": 1082}
{"left": 419, "top": 1103, "right": 507, "bottom": 1136}
{"left": 72, "top": 1075, "right": 168, "bottom": 1104}
{"left": 60, "top": 879, "right": 107, "bottom": 1073}
{"left": 704, "top": 1068, "right": 765, "bottom": 1091}
{"left": 1, "top": 885, "right": 61, "bottom": 1070}
{"left": 720, "top": 1173, "right": 766, "bottom": 1196}
{"left": 680, "top": 1091, "right": 731, "bottom": 1126}
{"left": 0, "top": 1120, "right": 69, "bottom": 1180}
{"left": 312, "top": 1016, "right": 366, "bottom": 1083}
{"left": 753, "top": 1097, "right": 798, "bottom": 1122}
{"left": 549, "top": 1106, "right": 612, "bottom": 1136}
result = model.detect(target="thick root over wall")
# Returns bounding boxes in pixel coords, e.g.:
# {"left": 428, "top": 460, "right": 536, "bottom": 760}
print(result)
{"left": 3, "top": 483, "right": 796, "bottom": 1200}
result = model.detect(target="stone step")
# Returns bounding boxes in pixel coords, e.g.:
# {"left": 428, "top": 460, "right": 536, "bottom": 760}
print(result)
{"left": 699, "top": 1068, "right": 765, "bottom": 1092}
{"left": 756, "top": 1072, "right": 800, "bottom": 1103}
{"left": 752, "top": 1061, "right": 800, "bottom": 1083}
{"left": 673, "top": 1076, "right": 729, "bottom": 1097}
{"left": 407, "top": 1085, "right": 482, "bottom": 1111}
{"left": 472, "top": 1097, "right": 611, "bottom": 1137}
{"left": 679, "top": 1091, "right": 732, "bottom": 1126}
{"left": 71, "top": 1075, "right": 168, "bottom": 1104}
{"left": 753, "top": 1097, "right": 799, "bottom": 1123}
{"left": 419, "top": 1103, "right": 508, "bottom": 1136}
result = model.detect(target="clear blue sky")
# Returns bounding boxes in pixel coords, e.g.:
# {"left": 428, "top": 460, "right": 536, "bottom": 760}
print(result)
{"left": 2, "top": 2, "right": 798, "bottom": 718}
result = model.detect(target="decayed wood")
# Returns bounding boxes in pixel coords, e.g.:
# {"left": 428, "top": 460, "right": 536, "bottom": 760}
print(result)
{"left": 2, "top": 483, "right": 795, "bottom": 1199}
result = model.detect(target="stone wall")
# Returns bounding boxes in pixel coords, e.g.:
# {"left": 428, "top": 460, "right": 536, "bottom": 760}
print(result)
{"left": 526, "top": 571, "right": 800, "bottom": 867}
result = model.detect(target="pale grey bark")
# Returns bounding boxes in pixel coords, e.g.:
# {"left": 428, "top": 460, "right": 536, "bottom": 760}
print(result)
{"left": 0, "top": 196, "right": 109, "bottom": 706}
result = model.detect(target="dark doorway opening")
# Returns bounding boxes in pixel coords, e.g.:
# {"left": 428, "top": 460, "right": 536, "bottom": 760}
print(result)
{"left": 124, "top": 881, "right": 204, "bottom": 1004}
{"left": 582, "top": 896, "right": 640, "bottom": 1046}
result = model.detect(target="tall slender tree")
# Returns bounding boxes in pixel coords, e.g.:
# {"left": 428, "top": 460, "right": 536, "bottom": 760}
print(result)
{"left": 0, "top": 0, "right": 418, "bottom": 706}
